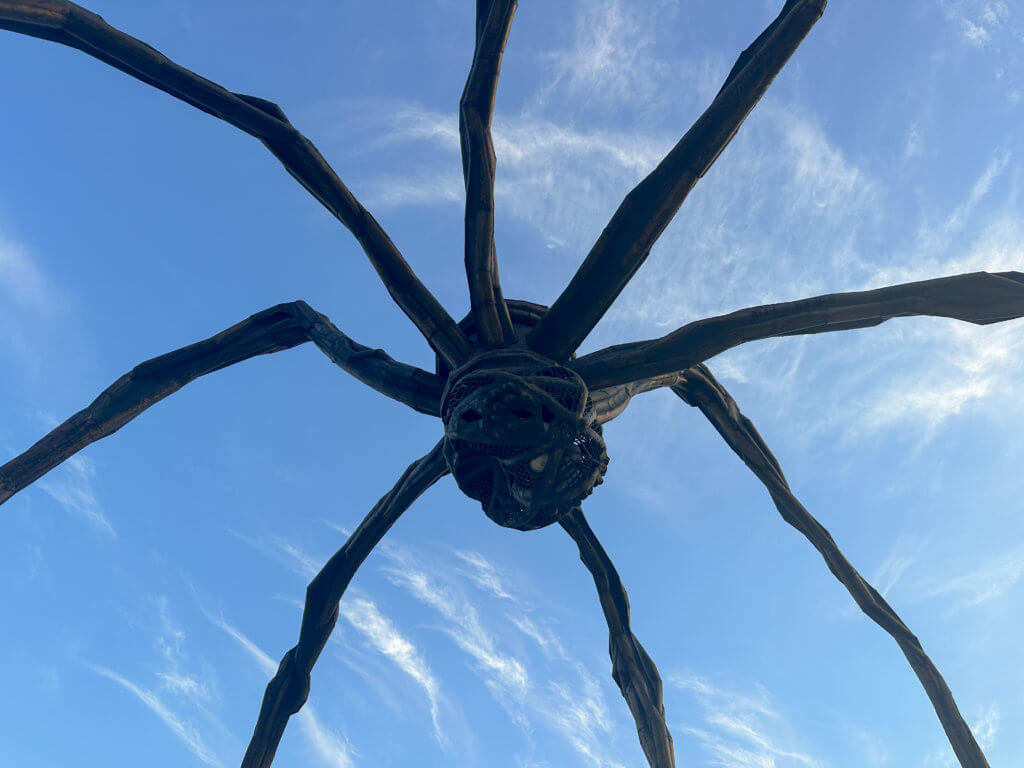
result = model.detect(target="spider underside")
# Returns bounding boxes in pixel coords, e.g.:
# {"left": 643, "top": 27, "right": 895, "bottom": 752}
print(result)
{"left": 441, "top": 302, "right": 608, "bottom": 531}
{"left": 3, "top": 2, "right": 1023, "bottom": 768}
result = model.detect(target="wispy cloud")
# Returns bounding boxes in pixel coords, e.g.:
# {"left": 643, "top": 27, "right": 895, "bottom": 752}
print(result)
{"left": 940, "top": 0, "right": 1010, "bottom": 48}
{"left": 934, "top": 1, "right": 1022, "bottom": 101}
{"left": 228, "top": 529, "right": 452, "bottom": 747}
{"left": 674, "top": 674, "right": 822, "bottom": 768}
{"left": 507, "top": 612, "right": 570, "bottom": 661}
{"left": 0, "top": 234, "right": 50, "bottom": 310}
{"left": 871, "top": 537, "right": 921, "bottom": 599}
{"left": 455, "top": 550, "right": 516, "bottom": 600}
{"left": 225, "top": 528, "right": 320, "bottom": 579}
{"left": 335, "top": 100, "right": 671, "bottom": 258}
{"left": 340, "top": 596, "right": 446, "bottom": 744}
{"left": 921, "top": 544, "right": 1024, "bottom": 611}
{"left": 387, "top": 545, "right": 625, "bottom": 767}
{"left": 453, "top": 553, "right": 579, "bottom": 671}
{"left": 90, "top": 664, "right": 224, "bottom": 768}
{"left": 0, "top": 230, "right": 66, "bottom": 373}
{"left": 972, "top": 703, "right": 1000, "bottom": 749}
{"left": 540, "top": 679, "right": 620, "bottom": 768}
{"left": 383, "top": 550, "right": 530, "bottom": 698}
{"left": 207, "top": 612, "right": 355, "bottom": 768}
{"left": 526, "top": 0, "right": 669, "bottom": 114}
{"left": 153, "top": 596, "right": 218, "bottom": 707}
{"left": 38, "top": 454, "right": 116, "bottom": 536}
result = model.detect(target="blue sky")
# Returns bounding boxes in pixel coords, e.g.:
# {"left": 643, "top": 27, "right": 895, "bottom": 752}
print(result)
{"left": 1, "top": 1, "right": 1023, "bottom": 767}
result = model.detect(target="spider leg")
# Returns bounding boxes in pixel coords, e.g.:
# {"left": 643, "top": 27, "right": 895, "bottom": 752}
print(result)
{"left": 0, "top": 301, "right": 443, "bottom": 507}
{"left": 461, "top": 0, "right": 516, "bottom": 346}
{"left": 560, "top": 507, "right": 675, "bottom": 768}
{"left": 672, "top": 364, "right": 990, "bottom": 768}
{"left": 589, "top": 372, "right": 687, "bottom": 425}
{"left": 0, "top": 2, "right": 472, "bottom": 367}
{"left": 241, "top": 440, "right": 448, "bottom": 768}
{"left": 527, "top": 0, "right": 827, "bottom": 362}
{"left": 571, "top": 270, "right": 1024, "bottom": 389}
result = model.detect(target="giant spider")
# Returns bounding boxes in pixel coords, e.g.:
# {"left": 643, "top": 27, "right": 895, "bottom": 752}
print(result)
{"left": 1, "top": 1, "right": 1021, "bottom": 766}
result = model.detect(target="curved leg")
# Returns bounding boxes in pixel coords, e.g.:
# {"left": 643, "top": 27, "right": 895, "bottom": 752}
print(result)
{"left": 461, "top": 0, "right": 516, "bottom": 345}
{"left": 241, "top": 441, "right": 448, "bottom": 768}
{"left": 672, "top": 364, "right": 990, "bottom": 768}
{"left": 0, "top": 301, "right": 443, "bottom": 507}
{"left": 589, "top": 372, "right": 687, "bottom": 425}
{"left": 528, "top": 0, "right": 826, "bottom": 361}
{"left": 0, "top": 2, "right": 471, "bottom": 366}
{"left": 571, "top": 270, "right": 1024, "bottom": 388}
{"left": 560, "top": 508, "right": 675, "bottom": 768}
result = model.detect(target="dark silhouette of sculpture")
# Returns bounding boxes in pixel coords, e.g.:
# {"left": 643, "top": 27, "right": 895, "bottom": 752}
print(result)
{"left": 0, "top": 2, "right": 1017, "bottom": 767}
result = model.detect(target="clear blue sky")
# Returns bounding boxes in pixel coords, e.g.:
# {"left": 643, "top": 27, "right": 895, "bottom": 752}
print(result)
{"left": 1, "top": 1, "right": 1022, "bottom": 767}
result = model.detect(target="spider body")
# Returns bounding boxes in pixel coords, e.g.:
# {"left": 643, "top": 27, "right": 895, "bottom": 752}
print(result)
{"left": 437, "top": 300, "right": 607, "bottom": 530}
{"left": 441, "top": 345, "right": 607, "bottom": 530}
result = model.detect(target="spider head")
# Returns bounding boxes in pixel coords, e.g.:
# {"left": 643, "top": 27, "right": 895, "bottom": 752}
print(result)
{"left": 441, "top": 350, "right": 608, "bottom": 530}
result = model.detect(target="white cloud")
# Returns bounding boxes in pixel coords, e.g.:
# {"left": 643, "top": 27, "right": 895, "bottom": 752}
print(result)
{"left": 386, "top": 545, "right": 628, "bottom": 767}
{"left": 917, "top": 149, "right": 1011, "bottom": 253}
{"left": 383, "top": 552, "right": 530, "bottom": 697}
{"left": 0, "top": 229, "right": 66, "bottom": 373}
{"left": 208, "top": 613, "right": 355, "bottom": 768}
{"left": 940, "top": 0, "right": 1011, "bottom": 47}
{"left": 0, "top": 234, "right": 50, "bottom": 309}
{"left": 903, "top": 120, "right": 925, "bottom": 162}
{"left": 157, "top": 671, "right": 210, "bottom": 700}
{"left": 340, "top": 596, "right": 446, "bottom": 744}
{"left": 507, "top": 612, "right": 570, "bottom": 661}
{"left": 90, "top": 664, "right": 224, "bottom": 768}
{"left": 455, "top": 549, "right": 516, "bottom": 600}
{"left": 921, "top": 544, "right": 1024, "bottom": 610}
{"left": 972, "top": 703, "right": 1000, "bottom": 749}
{"left": 545, "top": 676, "right": 623, "bottom": 768}
{"left": 339, "top": 100, "right": 672, "bottom": 259}
{"left": 226, "top": 528, "right": 321, "bottom": 579}
{"left": 153, "top": 597, "right": 217, "bottom": 707}
{"left": 38, "top": 454, "right": 116, "bottom": 536}
{"left": 871, "top": 537, "right": 921, "bottom": 599}
{"left": 674, "top": 674, "right": 822, "bottom": 768}
{"left": 227, "top": 530, "right": 452, "bottom": 747}
{"left": 525, "top": 0, "right": 672, "bottom": 116}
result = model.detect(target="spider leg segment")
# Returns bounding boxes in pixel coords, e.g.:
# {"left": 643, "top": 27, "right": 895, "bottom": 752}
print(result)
{"left": 461, "top": 0, "right": 516, "bottom": 346}
{"left": 571, "top": 270, "right": 1024, "bottom": 389}
{"left": 0, "top": 301, "right": 443, "bottom": 507}
{"left": 672, "top": 364, "right": 991, "bottom": 768}
{"left": 589, "top": 372, "right": 687, "bottom": 425}
{"left": 0, "top": 1, "right": 472, "bottom": 367}
{"left": 527, "top": 0, "right": 827, "bottom": 362}
{"left": 560, "top": 508, "right": 675, "bottom": 768}
{"left": 241, "top": 440, "right": 448, "bottom": 768}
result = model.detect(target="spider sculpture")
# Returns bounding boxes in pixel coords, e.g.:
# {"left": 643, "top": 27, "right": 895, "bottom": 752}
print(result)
{"left": 1, "top": 2, "right": 1021, "bottom": 767}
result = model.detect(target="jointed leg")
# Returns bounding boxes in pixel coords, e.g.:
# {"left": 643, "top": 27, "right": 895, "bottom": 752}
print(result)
{"left": 0, "top": 301, "right": 443, "bottom": 507}
{"left": 241, "top": 440, "right": 448, "bottom": 768}
{"left": 561, "top": 508, "right": 675, "bottom": 768}
{"left": 589, "top": 372, "right": 688, "bottom": 425}
{"left": 672, "top": 364, "right": 990, "bottom": 768}
{"left": 0, "top": 2, "right": 471, "bottom": 366}
{"left": 528, "top": 0, "right": 827, "bottom": 361}
{"left": 461, "top": 0, "right": 516, "bottom": 345}
{"left": 571, "top": 270, "right": 1024, "bottom": 388}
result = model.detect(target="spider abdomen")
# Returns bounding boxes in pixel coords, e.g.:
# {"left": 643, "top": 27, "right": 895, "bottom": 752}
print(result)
{"left": 441, "top": 349, "right": 608, "bottom": 530}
